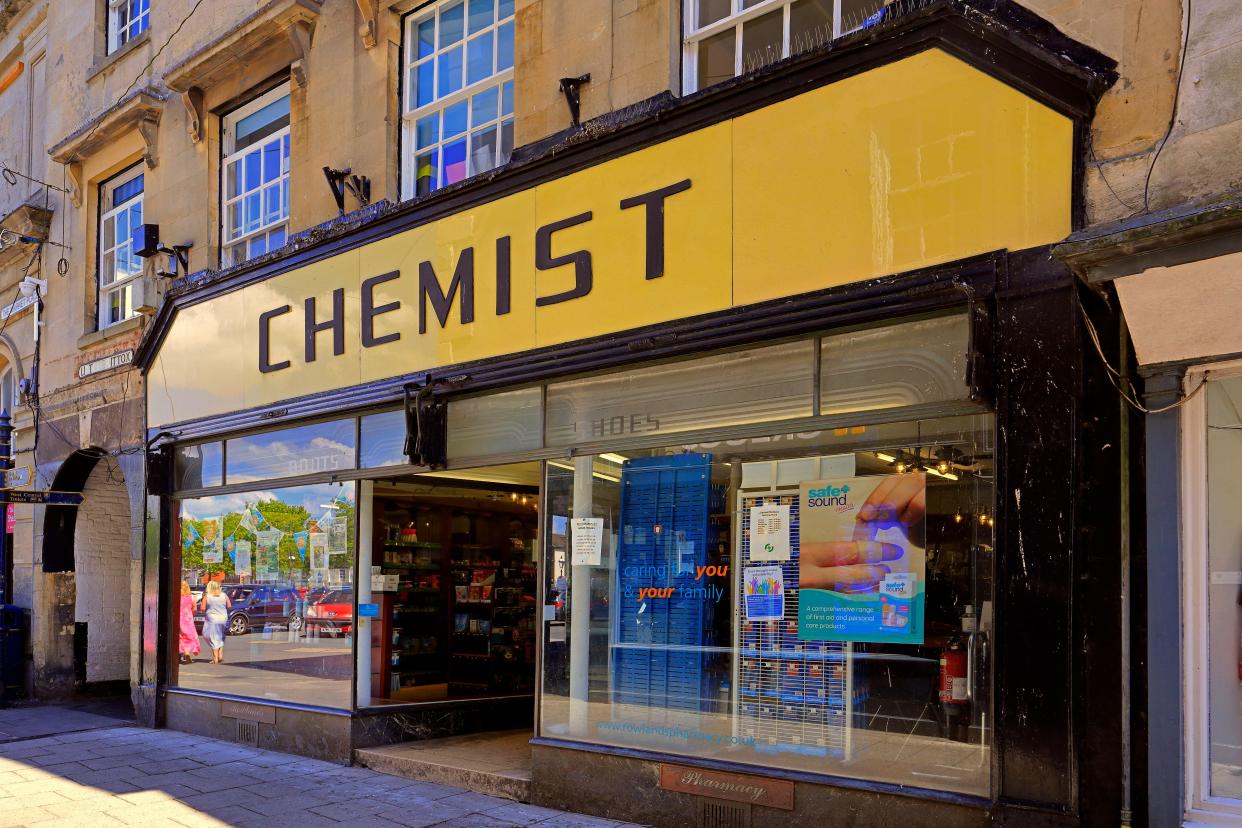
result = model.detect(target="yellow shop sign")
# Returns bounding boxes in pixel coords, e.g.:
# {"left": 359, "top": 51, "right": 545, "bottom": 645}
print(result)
{"left": 148, "top": 48, "right": 1072, "bottom": 427}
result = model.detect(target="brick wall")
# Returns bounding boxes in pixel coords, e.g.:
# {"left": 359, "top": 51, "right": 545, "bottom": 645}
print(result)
{"left": 72, "top": 456, "right": 131, "bottom": 684}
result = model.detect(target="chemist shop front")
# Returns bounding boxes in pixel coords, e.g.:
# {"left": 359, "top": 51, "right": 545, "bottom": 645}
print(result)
{"left": 136, "top": 8, "right": 1122, "bottom": 827}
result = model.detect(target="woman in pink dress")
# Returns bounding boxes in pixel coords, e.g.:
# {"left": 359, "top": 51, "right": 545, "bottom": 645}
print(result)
{"left": 178, "top": 581, "right": 201, "bottom": 664}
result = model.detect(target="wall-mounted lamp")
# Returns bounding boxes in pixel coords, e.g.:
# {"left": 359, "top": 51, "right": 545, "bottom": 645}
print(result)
{"left": 133, "top": 223, "right": 192, "bottom": 277}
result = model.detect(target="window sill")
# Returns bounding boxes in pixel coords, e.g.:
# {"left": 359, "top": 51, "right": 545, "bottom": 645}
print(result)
{"left": 88, "top": 30, "right": 151, "bottom": 84}
{"left": 78, "top": 315, "right": 145, "bottom": 352}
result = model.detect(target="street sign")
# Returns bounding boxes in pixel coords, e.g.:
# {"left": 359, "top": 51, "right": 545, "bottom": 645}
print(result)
{"left": 0, "top": 490, "right": 82, "bottom": 506}
{"left": 1, "top": 466, "right": 32, "bottom": 489}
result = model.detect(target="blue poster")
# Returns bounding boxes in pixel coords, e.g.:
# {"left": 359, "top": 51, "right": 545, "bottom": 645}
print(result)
{"left": 797, "top": 474, "right": 926, "bottom": 644}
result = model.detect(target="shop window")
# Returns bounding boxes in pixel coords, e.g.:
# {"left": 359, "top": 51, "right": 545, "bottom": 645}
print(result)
{"left": 172, "top": 482, "right": 356, "bottom": 709}
{"left": 1188, "top": 374, "right": 1242, "bottom": 813}
{"left": 401, "top": 0, "right": 515, "bottom": 200}
{"left": 173, "top": 442, "right": 223, "bottom": 491}
{"left": 447, "top": 387, "right": 543, "bottom": 461}
{"left": 222, "top": 83, "right": 291, "bottom": 266}
{"left": 540, "top": 414, "right": 994, "bottom": 795}
{"left": 224, "top": 418, "right": 356, "bottom": 485}
{"left": 98, "top": 165, "right": 144, "bottom": 329}
{"left": 107, "top": 0, "right": 150, "bottom": 55}
{"left": 684, "top": 0, "right": 887, "bottom": 93}
{"left": 360, "top": 410, "right": 408, "bottom": 470}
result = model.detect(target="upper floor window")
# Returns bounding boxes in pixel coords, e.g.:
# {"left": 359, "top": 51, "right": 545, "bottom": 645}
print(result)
{"left": 107, "top": 0, "right": 150, "bottom": 55}
{"left": 684, "top": 0, "right": 886, "bottom": 93}
{"left": 98, "top": 165, "right": 144, "bottom": 329}
{"left": 402, "top": 0, "right": 515, "bottom": 200}
{"left": 222, "top": 84, "right": 290, "bottom": 267}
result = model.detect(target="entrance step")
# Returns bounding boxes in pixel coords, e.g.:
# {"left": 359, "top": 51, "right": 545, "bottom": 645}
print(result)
{"left": 354, "top": 729, "right": 532, "bottom": 803}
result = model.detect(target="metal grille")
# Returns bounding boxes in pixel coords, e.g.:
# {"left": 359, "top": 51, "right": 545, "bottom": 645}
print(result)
{"left": 736, "top": 491, "right": 852, "bottom": 759}
{"left": 698, "top": 799, "right": 750, "bottom": 828}
{"left": 236, "top": 719, "right": 259, "bottom": 747}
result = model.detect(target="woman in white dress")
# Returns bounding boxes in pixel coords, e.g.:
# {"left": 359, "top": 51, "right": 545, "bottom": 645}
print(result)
{"left": 199, "top": 581, "right": 232, "bottom": 664}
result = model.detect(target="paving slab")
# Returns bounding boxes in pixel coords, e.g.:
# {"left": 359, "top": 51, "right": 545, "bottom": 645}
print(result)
{"left": 0, "top": 725, "right": 650, "bottom": 827}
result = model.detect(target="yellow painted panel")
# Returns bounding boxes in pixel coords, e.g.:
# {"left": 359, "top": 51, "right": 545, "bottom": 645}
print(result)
{"left": 148, "top": 48, "right": 1074, "bottom": 427}
{"left": 531, "top": 124, "right": 733, "bottom": 347}
{"left": 148, "top": 291, "right": 247, "bottom": 427}
{"left": 357, "top": 190, "right": 539, "bottom": 384}
{"left": 241, "top": 251, "right": 362, "bottom": 409}
{"left": 731, "top": 49, "right": 1071, "bottom": 305}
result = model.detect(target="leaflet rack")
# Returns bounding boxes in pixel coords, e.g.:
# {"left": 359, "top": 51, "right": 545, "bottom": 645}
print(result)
{"left": 612, "top": 453, "right": 715, "bottom": 713}
{"left": 735, "top": 489, "right": 856, "bottom": 760}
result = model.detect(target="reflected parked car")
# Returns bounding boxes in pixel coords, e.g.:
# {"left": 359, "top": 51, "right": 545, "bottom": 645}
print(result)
{"left": 193, "top": 584, "right": 304, "bottom": 636}
{"left": 305, "top": 587, "right": 353, "bottom": 637}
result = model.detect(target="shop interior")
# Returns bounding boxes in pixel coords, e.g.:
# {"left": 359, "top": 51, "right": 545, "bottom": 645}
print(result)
{"left": 365, "top": 464, "right": 540, "bottom": 706}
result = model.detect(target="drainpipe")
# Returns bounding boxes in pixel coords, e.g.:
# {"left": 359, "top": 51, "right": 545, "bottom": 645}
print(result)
{"left": 1119, "top": 314, "right": 1133, "bottom": 828}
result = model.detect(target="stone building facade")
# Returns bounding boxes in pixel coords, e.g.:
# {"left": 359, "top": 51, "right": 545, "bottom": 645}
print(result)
{"left": 0, "top": 0, "right": 1235, "bottom": 824}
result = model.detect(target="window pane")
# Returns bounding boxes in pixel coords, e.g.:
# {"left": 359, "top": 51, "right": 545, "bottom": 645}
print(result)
{"left": 697, "top": 0, "right": 731, "bottom": 28}
{"left": 360, "top": 410, "right": 407, "bottom": 468}
{"left": 269, "top": 225, "right": 286, "bottom": 249}
{"left": 438, "top": 46, "right": 464, "bottom": 97}
{"left": 468, "top": 0, "right": 494, "bottom": 33}
{"left": 250, "top": 234, "right": 268, "bottom": 258}
{"left": 264, "top": 185, "right": 282, "bottom": 225}
{"left": 417, "top": 17, "right": 436, "bottom": 58}
{"left": 447, "top": 387, "right": 542, "bottom": 461}
{"left": 472, "top": 86, "right": 499, "bottom": 124}
{"left": 226, "top": 419, "right": 358, "bottom": 485}
{"left": 499, "top": 0, "right": 514, "bottom": 18}
{"left": 173, "top": 482, "right": 356, "bottom": 710}
{"left": 502, "top": 80, "right": 514, "bottom": 115}
{"left": 103, "top": 216, "right": 115, "bottom": 251}
{"left": 234, "top": 95, "right": 290, "bottom": 152}
{"left": 842, "top": 0, "right": 886, "bottom": 32}
{"left": 545, "top": 340, "right": 815, "bottom": 447}
{"left": 416, "top": 150, "right": 439, "bottom": 196}
{"left": 467, "top": 31, "right": 494, "bottom": 85}
{"left": 496, "top": 21, "right": 514, "bottom": 71}
{"left": 227, "top": 203, "right": 242, "bottom": 240}
{"left": 442, "top": 139, "right": 468, "bottom": 186}
{"left": 440, "top": 1, "right": 465, "bottom": 47}
{"left": 263, "top": 142, "right": 281, "bottom": 183}
{"left": 415, "top": 61, "right": 436, "bottom": 108}
{"left": 741, "top": 8, "right": 784, "bottom": 74}
{"left": 417, "top": 113, "right": 440, "bottom": 149}
{"left": 539, "top": 416, "right": 995, "bottom": 796}
{"left": 244, "top": 193, "right": 261, "bottom": 234}
{"left": 820, "top": 315, "right": 971, "bottom": 415}
{"left": 1209, "top": 378, "right": 1242, "bottom": 798}
{"left": 470, "top": 127, "right": 498, "bottom": 175}
{"left": 226, "top": 160, "right": 240, "bottom": 199}
{"left": 697, "top": 27, "right": 736, "bottom": 91}
{"left": 499, "top": 119, "right": 513, "bottom": 165}
{"left": 444, "top": 100, "right": 468, "bottom": 139}
{"left": 790, "top": 0, "right": 833, "bottom": 53}
{"left": 102, "top": 251, "right": 115, "bottom": 284}
{"left": 244, "top": 151, "right": 262, "bottom": 192}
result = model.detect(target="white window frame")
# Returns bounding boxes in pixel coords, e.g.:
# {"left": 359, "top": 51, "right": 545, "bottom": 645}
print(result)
{"left": 1183, "top": 360, "right": 1242, "bottom": 825}
{"left": 221, "top": 83, "right": 291, "bottom": 267}
{"left": 97, "top": 164, "right": 144, "bottom": 331}
{"left": 107, "top": 0, "right": 150, "bottom": 55}
{"left": 682, "top": 0, "right": 882, "bottom": 94}
{"left": 400, "top": 0, "right": 516, "bottom": 201}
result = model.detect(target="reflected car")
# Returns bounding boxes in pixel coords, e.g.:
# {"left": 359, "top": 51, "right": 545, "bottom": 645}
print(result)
{"left": 193, "top": 584, "right": 305, "bottom": 636}
{"left": 305, "top": 588, "right": 353, "bottom": 637}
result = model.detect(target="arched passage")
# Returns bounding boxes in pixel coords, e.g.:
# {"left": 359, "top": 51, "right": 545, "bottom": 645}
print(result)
{"left": 41, "top": 449, "right": 133, "bottom": 688}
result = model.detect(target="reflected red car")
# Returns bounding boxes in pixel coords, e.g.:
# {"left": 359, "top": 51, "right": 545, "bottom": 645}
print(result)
{"left": 305, "top": 588, "right": 353, "bottom": 636}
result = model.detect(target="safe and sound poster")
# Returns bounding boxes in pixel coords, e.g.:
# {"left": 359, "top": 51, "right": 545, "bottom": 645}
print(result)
{"left": 797, "top": 474, "right": 926, "bottom": 644}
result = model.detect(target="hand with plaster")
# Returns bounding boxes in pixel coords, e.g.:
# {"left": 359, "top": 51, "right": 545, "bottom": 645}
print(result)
{"left": 799, "top": 476, "right": 925, "bottom": 593}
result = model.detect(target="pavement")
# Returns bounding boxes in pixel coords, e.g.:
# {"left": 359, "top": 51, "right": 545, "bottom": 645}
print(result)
{"left": 0, "top": 719, "right": 647, "bottom": 827}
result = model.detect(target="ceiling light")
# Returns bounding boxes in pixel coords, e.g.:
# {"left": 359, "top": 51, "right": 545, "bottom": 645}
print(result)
{"left": 599, "top": 453, "right": 629, "bottom": 464}
{"left": 875, "top": 452, "right": 896, "bottom": 463}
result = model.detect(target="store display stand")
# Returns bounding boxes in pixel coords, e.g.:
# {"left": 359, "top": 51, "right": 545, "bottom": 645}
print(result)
{"left": 734, "top": 486, "right": 854, "bottom": 761}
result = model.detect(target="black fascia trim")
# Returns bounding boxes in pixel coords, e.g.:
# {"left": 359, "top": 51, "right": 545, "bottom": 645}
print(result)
{"left": 529, "top": 736, "right": 994, "bottom": 810}
{"left": 148, "top": 251, "right": 1003, "bottom": 442}
{"left": 136, "top": 0, "right": 1114, "bottom": 372}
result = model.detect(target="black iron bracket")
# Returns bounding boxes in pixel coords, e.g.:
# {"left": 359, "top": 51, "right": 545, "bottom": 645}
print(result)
{"left": 559, "top": 74, "right": 591, "bottom": 128}
{"left": 402, "top": 376, "right": 467, "bottom": 470}
{"left": 323, "top": 167, "right": 372, "bottom": 217}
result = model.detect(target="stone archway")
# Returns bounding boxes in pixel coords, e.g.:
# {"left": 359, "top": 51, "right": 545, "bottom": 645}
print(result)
{"left": 71, "top": 455, "right": 132, "bottom": 685}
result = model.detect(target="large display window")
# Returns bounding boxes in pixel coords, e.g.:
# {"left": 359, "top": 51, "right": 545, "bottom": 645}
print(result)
{"left": 539, "top": 414, "right": 994, "bottom": 796}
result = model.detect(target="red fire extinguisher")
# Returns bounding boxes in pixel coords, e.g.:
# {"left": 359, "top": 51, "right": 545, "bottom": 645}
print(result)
{"left": 939, "top": 640, "right": 968, "bottom": 705}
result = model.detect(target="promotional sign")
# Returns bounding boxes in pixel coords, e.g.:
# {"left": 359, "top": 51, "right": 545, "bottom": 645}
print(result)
{"left": 309, "top": 533, "right": 329, "bottom": 570}
{"left": 292, "top": 530, "right": 310, "bottom": 562}
{"left": 201, "top": 517, "right": 223, "bottom": 564}
{"left": 4, "top": 504, "right": 12, "bottom": 533}
{"left": 748, "top": 504, "right": 790, "bottom": 561}
{"left": 743, "top": 565, "right": 785, "bottom": 621}
{"left": 571, "top": 517, "right": 604, "bottom": 566}
{"left": 255, "top": 529, "right": 281, "bottom": 580}
{"left": 798, "top": 474, "right": 926, "bottom": 644}
{"left": 328, "top": 515, "right": 348, "bottom": 556}
{"left": 234, "top": 540, "right": 252, "bottom": 578}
